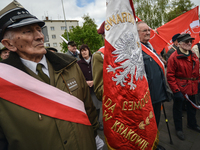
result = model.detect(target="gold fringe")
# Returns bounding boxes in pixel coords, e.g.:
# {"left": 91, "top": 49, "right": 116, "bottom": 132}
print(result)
{"left": 152, "top": 130, "right": 160, "bottom": 150}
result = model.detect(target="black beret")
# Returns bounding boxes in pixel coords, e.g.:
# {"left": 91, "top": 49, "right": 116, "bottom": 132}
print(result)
{"left": 177, "top": 33, "right": 195, "bottom": 43}
{"left": 68, "top": 41, "right": 76, "bottom": 46}
{"left": 172, "top": 33, "right": 180, "bottom": 42}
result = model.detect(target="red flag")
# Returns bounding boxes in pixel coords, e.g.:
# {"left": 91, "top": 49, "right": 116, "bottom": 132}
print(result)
{"left": 157, "top": 6, "right": 200, "bottom": 53}
{"left": 149, "top": 30, "right": 168, "bottom": 54}
{"left": 104, "top": 0, "right": 158, "bottom": 149}
{"left": 136, "top": 16, "right": 168, "bottom": 54}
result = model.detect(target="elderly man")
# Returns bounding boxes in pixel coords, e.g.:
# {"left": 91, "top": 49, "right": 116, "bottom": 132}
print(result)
{"left": 66, "top": 41, "right": 80, "bottom": 61}
{"left": 137, "top": 21, "right": 168, "bottom": 150}
{"left": 167, "top": 33, "right": 200, "bottom": 141}
{"left": 0, "top": 47, "right": 10, "bottom": 60}
{"left": 0, "top": 1, "right": 99, "bottom": 150}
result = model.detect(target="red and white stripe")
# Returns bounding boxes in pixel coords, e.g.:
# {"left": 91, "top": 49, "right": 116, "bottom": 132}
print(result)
{"left": 0, "top": 63, "right": 91, "bottom": 125}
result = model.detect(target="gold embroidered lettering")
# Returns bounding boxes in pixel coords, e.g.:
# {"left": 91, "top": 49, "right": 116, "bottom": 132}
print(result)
{"left": 107, "top": 15, "right": 117, "bottom": 26}
{"left": 135, "top": 136, "right": 145, "bottom": 147}
{"left": 134, "top": 101, "right": 141, "bottom": 110}
{"left": 117, "top": 14, "right": 123, "bottom": 24}
{"left": 105, "top": 22, "right": 110, "bottom": 31}
{"left": 130, "top": 133, "right": 138, "bottom": 142}
{"left": 121, "top": 12, "right": 127, "bottom": 22}
{"left": 108, "top": 103, "right": 116, "bottom": 113}
{"left": 122, "top": 101, "right": 128, "bottom": 110}
{"left": 128, "top": 101, "right": 133, "bottom": 111}
{"left": 125, "top": 129, "right": 135, "bottom": 140}
{"left": 103, "top": 110, "right": 112, "bottom": 121}
{"left": 104, "top": 98, "right": 112, "bottom": 108}
{"left": 121, "top": 127, "right": 128, "bottom": 137}
{"left": 117, "top": 123, "right": 125, "bottom": 133}
{"left": 111, "top": 120, "right": 121, "bottom": 131}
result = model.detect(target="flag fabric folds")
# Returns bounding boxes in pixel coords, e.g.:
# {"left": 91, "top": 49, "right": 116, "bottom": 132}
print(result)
{"left": 103, "top": 0, "right": 158, "bottom": 149}
{"left": 157, "top": 6, "right": 200, "bottom": 53}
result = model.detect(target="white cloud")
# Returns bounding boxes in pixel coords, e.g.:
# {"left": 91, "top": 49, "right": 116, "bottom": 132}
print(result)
{"left": 0, "top": 0, "right": 199, "bottom": 29}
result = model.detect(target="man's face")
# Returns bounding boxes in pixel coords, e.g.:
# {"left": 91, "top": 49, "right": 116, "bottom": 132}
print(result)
{"left": 9, "top": 24, "right": 46, "bottom": 62}
{"left": 0, "top": 50, "right": 10, "bottom": 60}
{"left": 68, "top": 45, "right": 77, "bottom": 54}
{"left": 138, "top": 23, "right": 151, "bottom": 44}
{"left": 179, "top": 40, "right": 193, "bottom": 51}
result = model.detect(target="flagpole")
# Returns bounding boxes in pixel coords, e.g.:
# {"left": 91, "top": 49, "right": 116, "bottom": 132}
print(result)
{"left": 61, "top": 0, "right": 69, "bottom": 41}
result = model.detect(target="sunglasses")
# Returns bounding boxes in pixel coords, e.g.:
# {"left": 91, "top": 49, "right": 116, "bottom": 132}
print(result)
{"left": 184, "top": 40, "right": 194, "bottom": 44}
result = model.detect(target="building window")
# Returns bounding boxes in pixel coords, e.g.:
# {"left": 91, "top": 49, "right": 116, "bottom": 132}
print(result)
{"left": 53, "top": 43, "right": 57, "bottom": 47}
{"left": 46, "top": 43, "right": 50, "bottom": 47}
{"left": 69, "top": 26, "right": 73, "bottom": 30}
{"left": 50, "top": 26, "right": 55, "bottom": 31}
{"left": 52, "top": 35, "right": 56, "bottom": 39}
{"left": 61, "top": 26, "right": 67, "bottom": 30}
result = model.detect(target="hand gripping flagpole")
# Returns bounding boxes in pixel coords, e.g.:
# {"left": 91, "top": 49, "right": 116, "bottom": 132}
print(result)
{"left": 162, "top": 103, "right": 173, "bottom": 144}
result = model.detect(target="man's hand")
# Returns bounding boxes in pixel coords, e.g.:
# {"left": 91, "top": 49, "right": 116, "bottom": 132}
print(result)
{"left": 86, "top": 81, "right": 93, "bottom": 87}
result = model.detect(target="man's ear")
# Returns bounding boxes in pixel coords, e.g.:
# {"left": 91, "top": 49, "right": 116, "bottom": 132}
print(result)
{"left": 1, "top": 39, "right": 17, "bottom": 52}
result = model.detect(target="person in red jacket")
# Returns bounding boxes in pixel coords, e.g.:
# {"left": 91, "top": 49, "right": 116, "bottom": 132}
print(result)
{"left": 167, "top": 33, "right": 200, "bottom": 141}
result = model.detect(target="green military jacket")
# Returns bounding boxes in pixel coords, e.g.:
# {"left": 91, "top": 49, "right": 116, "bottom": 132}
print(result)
{"left": 92, "top": 51, "right": 104, "bottom": 101}
{"left": 0, "top": 50, "right": 98, "bottom": 150}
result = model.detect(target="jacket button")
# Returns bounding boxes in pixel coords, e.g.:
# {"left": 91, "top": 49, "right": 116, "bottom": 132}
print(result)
{"left": 64, "top": 140, "right": 67, "bottom": 144}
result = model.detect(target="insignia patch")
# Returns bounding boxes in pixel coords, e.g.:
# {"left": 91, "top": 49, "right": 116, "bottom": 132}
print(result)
{"left": 66, "top": 78, "right": 78, "bottom": 91}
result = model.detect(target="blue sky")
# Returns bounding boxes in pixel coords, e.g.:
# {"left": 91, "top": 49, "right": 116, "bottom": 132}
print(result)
{"left": 76, "top": 0, "right": 95, "bottom": 7}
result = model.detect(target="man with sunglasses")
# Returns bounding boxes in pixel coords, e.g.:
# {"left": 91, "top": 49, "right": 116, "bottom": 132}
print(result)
{"left": 167, "top": 33, "right": 200, "bottom": 141}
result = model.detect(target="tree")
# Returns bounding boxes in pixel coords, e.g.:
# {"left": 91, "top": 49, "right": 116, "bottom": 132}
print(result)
{"left": 133, "top": 0, "right": 169, "bottom": 29}
{"left": 166, "top": 0, "right": 195, "bottom": 22}
{"left": 60, "top": 14, "right": 103, "bottom": 53}
{"left": 132, "top": 0, "right": 195, "bottom": 29}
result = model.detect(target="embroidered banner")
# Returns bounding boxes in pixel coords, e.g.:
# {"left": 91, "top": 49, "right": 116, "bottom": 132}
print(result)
{"left": 0, "top": 63, "right": 91, "bottom": 125}
{"left": 103, "top": 0, "right": 158, "bottom": 149}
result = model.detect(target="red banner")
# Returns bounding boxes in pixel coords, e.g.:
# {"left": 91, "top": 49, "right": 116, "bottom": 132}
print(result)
{"left": 103, "top": 0, "right": 158, "bottom": 149}
{"left": 157, "top": 6, "right": 200, "bottom": 53}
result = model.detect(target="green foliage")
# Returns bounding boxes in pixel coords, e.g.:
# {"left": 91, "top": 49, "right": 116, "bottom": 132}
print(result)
{"left": 166, "top": 0, "right": 195, "bottom": 22}
{"left": 60, "top": 14, "right": 103, "bottom": 54}
{"left": 132, "top": 0, "right": 195, "bottom": 29}
{"left": 133, "top": 0, "right": 169, "bottom": 29}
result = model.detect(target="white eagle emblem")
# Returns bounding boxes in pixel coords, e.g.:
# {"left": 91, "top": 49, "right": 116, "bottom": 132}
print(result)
{"left": 106, "top": 32, "right": 145, "bottom": 90}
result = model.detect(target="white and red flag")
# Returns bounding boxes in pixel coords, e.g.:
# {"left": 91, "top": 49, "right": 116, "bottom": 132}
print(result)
{"left": 0, "top": 63, "right": 91, "bottom": 125}
{"left": 103, "top": 0, "right": 158, "bottom": 149}
{"left": 157, "top": 6, "right": 200, "bottom": 53}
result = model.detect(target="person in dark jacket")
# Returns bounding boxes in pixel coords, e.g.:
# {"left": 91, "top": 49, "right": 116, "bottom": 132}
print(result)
{"left": 166, "top": 33, "right": 180, "bottom": 61}
{"left": 137, "top": 21, "right": 168, "bottom": 150}
{"left": 77, "top": 44, "right": 103, "bottom": 131}
{"left": 167, "top": 33, "right": 200, "bottom": 141}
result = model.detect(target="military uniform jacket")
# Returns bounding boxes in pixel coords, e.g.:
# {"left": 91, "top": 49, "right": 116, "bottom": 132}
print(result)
{"left": 0, "top": 50, "right": 98, "bottom": 150}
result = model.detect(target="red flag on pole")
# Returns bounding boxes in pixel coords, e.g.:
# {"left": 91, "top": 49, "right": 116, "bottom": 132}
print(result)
{"left": 103, "top": 0, "right": 158, "bottom": 149}
{"left": 157, "top": 6, "right": 200, "bottom": 53}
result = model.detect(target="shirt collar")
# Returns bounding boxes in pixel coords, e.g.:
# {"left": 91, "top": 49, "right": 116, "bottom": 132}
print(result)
{"left": 20, "top": 55, "right": 48, "bottom": 75}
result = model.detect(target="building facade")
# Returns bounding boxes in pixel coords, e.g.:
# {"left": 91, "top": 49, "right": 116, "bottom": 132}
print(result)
{"left": 43, "top": 17, "right": 79, "bottom": 52}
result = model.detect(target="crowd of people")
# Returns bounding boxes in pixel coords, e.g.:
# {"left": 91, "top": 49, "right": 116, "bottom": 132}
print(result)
{"left": 0, "top": 1, "right": 200, "bottom": 150}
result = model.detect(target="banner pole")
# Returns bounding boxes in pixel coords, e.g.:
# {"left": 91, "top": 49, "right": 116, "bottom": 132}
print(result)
{"left": 162, "top": 103, "right": 173, "bottom": 144}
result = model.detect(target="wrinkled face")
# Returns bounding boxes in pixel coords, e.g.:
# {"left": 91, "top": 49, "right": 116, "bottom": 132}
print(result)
{"left": 0, "top": 50, "right": 10, "bottom": 60}
{"left": 68, "top": 45, "right": 77, "bottom": 54}
{"left": 137, "top": 23, "right": 151, "bottom": 44}
{"left": 81, "top": 48, "right": 89, "bottom": 59}
{"left": 179, "top": 40, "right": 193, "bottom": 51}
{"left": 10, "top": 24, "right": 46, "bottom": 62}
